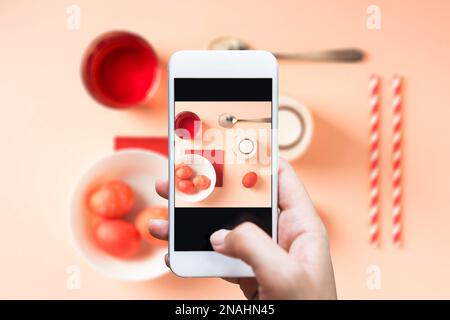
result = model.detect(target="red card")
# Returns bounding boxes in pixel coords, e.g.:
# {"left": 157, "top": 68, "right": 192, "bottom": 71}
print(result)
{"left": 114, "top": 137, "right": 168, "bottom": 157}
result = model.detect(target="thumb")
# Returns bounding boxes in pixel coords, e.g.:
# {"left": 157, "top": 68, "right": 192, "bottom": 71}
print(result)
{"left": 210, "top": 222, "right": 292, "bottom": 286}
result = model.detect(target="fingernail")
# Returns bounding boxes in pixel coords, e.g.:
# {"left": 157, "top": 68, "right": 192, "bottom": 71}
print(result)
{"left": 210, "top": 229, "right": 229, "bottom": 247}
{"left": 148, "top": 219, "right": 165, "bottom": 229}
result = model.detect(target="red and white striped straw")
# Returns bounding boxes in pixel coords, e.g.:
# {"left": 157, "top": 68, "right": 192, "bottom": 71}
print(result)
{"left": 369, "top": 75, "right": 381, "bottom": 247}
{"left": 392, "top": 75, "right": 402, "bottom": 247}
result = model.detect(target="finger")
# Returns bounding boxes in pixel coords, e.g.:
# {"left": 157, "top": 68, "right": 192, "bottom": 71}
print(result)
{"left": 155, "top": 179, "right": 169, "bottom": 199}
{"left": 278, "top": 157, "right": 312, "bottom": 212}
{"left": 165, "top": 253, "right": 170, "bottom": 267}
{"left": 222, "top": 277, "right": 239, "bottom": 284}
{"left": 210, "top": 222, "right": 292, "bottom": 289}
{"left": 239, "top": 278, "right": 259, "bottom": 300}
{"left": 221, "top": 278, "right": 259, "bottom": 300}
{"left": 277, "top": 157, "right": 327, "bottom": 249}
{"left": 148, "top": 219, "right": 169, "bottom": 240}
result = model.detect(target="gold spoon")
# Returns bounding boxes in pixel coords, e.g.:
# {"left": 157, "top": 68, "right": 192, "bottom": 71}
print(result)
{"left": 209, "top": 36, "right": 364, "bottom": 63}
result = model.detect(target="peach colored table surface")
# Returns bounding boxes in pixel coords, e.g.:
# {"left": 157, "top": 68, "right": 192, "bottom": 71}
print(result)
{"left": 1, "top": 0, "right": 450, "bottom": 299}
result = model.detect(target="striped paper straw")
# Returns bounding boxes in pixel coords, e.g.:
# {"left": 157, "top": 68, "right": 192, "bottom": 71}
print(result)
{"left": 392, "top": 75, "right": 402, "bottom": 248}
{"left": 369, "top": 75, "right": 381, "bottom": 247}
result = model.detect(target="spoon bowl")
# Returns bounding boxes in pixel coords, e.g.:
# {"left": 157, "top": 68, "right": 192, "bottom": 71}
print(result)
{"left": 218, "top": 113, "right": 238, "bottom": 128}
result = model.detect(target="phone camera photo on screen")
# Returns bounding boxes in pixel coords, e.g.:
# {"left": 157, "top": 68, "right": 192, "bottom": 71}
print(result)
{"left": 169, "top": 51, "right": 277, "bottom": 277}
{"left": 174, "top": 78, "right": 273, "bottom": 251}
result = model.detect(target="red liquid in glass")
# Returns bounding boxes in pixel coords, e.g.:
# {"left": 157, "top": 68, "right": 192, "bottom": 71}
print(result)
{"left": 82, "top": 31, "right": 159, "bottom": 109}
{"left": 175, "top": 112, "right": 201, "bottom": 139}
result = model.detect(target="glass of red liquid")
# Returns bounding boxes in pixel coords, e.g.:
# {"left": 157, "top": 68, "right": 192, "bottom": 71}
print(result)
{"left": 81, "top": 31, "right": 160, "bottom": 109}
{"left": 175, "top": 111, "right": 202, "bottom": 139}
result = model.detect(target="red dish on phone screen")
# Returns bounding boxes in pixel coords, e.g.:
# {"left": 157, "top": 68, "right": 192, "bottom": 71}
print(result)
{"left": 175, "top": 111, "right": 201, "bottom": 139}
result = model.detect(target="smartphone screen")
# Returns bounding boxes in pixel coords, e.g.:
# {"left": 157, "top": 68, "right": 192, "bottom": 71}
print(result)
{"left": 173, "top": 78, "right": 273, "bottom": 251}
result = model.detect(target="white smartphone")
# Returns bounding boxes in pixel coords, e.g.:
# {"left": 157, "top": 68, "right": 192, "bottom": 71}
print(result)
{"left": 168, "top": 50, "right": 278, "bottom": 277}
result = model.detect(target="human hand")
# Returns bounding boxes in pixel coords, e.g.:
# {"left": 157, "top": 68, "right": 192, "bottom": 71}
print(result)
{"left": 149, "top": 158, "right": 337, "bottom": 300}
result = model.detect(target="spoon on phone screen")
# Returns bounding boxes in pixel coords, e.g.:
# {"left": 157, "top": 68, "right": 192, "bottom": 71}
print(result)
{"left": 218, "top": 113, "right": 271, "bottom": 128}
{"left": 209, "top": 37, "right": 365, "bottom": 63}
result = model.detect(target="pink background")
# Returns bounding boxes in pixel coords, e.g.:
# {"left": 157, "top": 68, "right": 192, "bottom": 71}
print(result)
{"left": 1, "top": 0, "right": 450, "bottom": 299}
{"left": 175, "top": 101, "right": 272, "bottom": 208}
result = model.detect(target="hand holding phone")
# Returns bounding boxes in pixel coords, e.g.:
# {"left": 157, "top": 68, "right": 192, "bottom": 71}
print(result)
{"left": 149, "top": 158, "right": 337, "bottom": 299}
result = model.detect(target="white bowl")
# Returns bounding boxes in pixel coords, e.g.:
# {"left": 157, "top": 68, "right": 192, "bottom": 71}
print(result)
{"left": 69, "top": 149, "right": 169, "bottom": 281}
{"left": 175, "top": 154, "right": 216, "bottom": 202}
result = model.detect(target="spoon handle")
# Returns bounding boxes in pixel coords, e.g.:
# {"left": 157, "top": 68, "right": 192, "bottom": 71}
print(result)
{"left": 238, "top": 118, "right": 272, "bottom": 123}
{"left": 274, "top": 48, "right": 364, "bottom": 62}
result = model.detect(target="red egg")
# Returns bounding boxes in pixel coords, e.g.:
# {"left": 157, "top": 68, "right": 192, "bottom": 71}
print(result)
{"left": 177, "top": 179, "right": 196, "bottom": 194}
{"left": 193, "top": 175, "right": 211, "bottom": 190}
{"left": 94, "top": 220, "right": 141, "bottom": 258}
{"left": 135, "top": 207, "right": 168, "bottom": 246}
{"left": 242, "top": 171, "right": 258, "bottom": 188}
{"left": 175, "top": 164, "right": 193, "bottom": 179}
{"left": 87, "top": 180, "right": 135, "bottom": 218}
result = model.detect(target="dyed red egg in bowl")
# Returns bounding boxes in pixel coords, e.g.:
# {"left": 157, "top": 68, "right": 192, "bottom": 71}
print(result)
{"left": 175, "top": 154, "right": 216, "bottom": 203}
{"left": 69, "top": 150, "right": 169, "bottom": 281}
